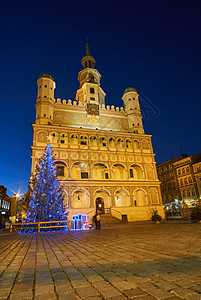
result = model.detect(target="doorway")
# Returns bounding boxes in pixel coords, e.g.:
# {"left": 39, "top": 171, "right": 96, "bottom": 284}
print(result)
{"left": 96, "top": 197, "right": 105, "bottom": 214}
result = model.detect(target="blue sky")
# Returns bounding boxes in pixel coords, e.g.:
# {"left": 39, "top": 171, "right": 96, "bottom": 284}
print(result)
{"left": 1, "top": 0, "right": 201, "bottom": 195}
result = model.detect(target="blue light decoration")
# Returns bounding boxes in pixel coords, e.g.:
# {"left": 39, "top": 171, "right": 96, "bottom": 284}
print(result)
{"left": 20, "top": 143, "right": 67, "bottom": 233}
{"left": 72, "top": 214, "right": 89, "bottom": 230}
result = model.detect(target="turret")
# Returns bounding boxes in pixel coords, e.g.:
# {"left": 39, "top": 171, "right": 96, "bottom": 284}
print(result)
{"left": 122, "top": 87, "right": 144, "bottom": 134}
{"left": 35, "top": 73, "right": 55, "bottom": 125}
{"left": 76, "top": 43, "right": 106, "bottom": 107}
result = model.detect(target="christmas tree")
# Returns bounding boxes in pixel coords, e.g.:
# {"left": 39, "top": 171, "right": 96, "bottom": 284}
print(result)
{"left": 24, "top": 143, "right": 67, "bottom": 229}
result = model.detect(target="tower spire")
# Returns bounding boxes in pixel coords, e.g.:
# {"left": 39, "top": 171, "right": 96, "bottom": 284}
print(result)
{"left": 86, "top": 37, "right": 90, "bottom": 56}
{"left": 81, "top": 41, "right": 96, "bottom": 69}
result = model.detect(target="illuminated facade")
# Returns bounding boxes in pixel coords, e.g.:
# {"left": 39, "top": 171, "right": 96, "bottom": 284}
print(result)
{"left": 31, "top": 44, "right": 164, "bottom": 222}
{"left": 157, "top": 153, "right": 201, "bottom": 206}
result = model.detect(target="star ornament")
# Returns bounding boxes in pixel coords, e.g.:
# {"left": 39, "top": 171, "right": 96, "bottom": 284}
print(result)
{"left": 47, "top": 135, "right": 53, "bottom": 143}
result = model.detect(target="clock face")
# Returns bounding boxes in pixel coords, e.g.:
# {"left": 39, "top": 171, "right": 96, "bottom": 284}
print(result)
{"left": 87, "top": 103, "right": 99, "bottom": 115}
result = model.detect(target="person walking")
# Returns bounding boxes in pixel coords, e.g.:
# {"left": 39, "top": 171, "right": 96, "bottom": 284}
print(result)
{"left": 93, "top": 213, "right": 98, "bottom": 229}
{"left": 96, "top": 211, "right": 101, "bottom": 230}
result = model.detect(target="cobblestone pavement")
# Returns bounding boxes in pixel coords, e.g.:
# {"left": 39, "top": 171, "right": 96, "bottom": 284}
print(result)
{"left": 0, "top": 222, "right": 201, "bottom": 300}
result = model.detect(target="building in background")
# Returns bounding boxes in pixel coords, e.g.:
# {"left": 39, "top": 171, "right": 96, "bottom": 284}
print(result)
{"left": 0, "top": 186, "right": 12, "bottom": 227}
{"left": 30, "top": 43, "right": 164, "bottom": 222}
{"left": 157, "top": 153, "right": 201, "bottom": 207}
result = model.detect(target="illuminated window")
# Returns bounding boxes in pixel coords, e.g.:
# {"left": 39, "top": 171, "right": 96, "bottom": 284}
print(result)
{"left": 81, "top": 172, "right": 88, "bottom": 178}
{"left": 56, "top": 166, "right": 64, "bottom": 177}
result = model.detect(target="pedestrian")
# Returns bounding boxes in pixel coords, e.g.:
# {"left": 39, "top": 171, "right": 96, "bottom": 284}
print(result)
{"left": 93, "top": 213, "right": 98, "bottom": 229}
{"left": 96, "top": 211, "right": 101, "bottom": 230}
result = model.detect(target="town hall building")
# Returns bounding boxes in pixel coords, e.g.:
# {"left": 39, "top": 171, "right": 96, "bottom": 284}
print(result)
{"left": 31, "top": 43, "right": 164, "bottom": 222}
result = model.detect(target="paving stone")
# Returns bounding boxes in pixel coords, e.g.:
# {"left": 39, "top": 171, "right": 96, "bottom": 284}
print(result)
{"left": 91, "top": 280, "right": 112, "bottom": 290}
{"left": 99, "top": 287, "right": 122, "bottom": 298}
{"left": 171, "top": 287, "right": 197, "bottom": 297}
{"left": 123, "top": 287, "right": 148, "bottom": 297}
{"left": 10, "top": 290, "right": 33, "bottom": 299}
{"left": 76, "top": 286, "right": 100, "bottom": 297}
{"left": 35, "top": 283, "right": 55, "bottom": 295}
{"left": 35, "top": 293, "right": 57, "bottom": 300}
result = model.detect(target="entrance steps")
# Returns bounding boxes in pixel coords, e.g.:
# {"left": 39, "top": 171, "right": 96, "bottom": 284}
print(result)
{"left": 100, "top": 213, "right": 122, "bottom": 227}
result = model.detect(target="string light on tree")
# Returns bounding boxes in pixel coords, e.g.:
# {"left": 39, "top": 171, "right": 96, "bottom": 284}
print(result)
{"left": 23, "top": 143, "right": 67, "bottom": 232}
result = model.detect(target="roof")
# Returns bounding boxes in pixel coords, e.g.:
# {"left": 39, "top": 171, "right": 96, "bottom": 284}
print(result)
{"left": 122, "top": 87, "right": 137, "bottom": 96}
{"left": 38, "top": 73, "right": 54, "bottom": 81}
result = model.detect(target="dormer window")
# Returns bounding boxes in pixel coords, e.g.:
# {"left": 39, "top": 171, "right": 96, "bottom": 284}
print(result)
{"left": 90, "top": 87, "right": 95, "bottom": 94}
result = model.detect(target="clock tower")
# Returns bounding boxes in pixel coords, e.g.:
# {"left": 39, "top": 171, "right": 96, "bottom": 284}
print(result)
{"left": 76, "top": 42, "right": 106, "bottom": 110}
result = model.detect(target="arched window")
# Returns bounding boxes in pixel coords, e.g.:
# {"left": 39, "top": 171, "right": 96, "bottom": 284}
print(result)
{"left": 71, "top": 162, "right": 88, "bottom": 180}
{"left": 51, "top": 132, "right": 58, "bottom": 143}
{"left": 60, "top": 133, "right": 68, "bottom": 144}
{"left": 142, "top": 141, "right": 150, "bottom": 149}
{"left": 133, "top": 140, "right": 140, "bottom": 149}
{"left": 55, "top": 161, "right": 67, "bottom": 177}
{"left": 99, "top": 137, "right": 107, "bottom": 147}
{"left": 112, "top": 164, "right": 127, "bottom": 180}
{"left": 117, "top": 138, "right": 124, "bottom": 149}
{"left": 70, "top": 134, "right": 78, "bottom": 145}
{"left": 80, "top": 135, "right": 88, "bottom": 145}
{"left": 109, "top": 137, "right": 115, "bottom": 148}
{"left": 129, "top": 164, "right": 143, "bottom": 179}
{"left": 89, "top": 136, "right": 97, "bottom": 147}
{"left": 92, "top": 163, "right": 109, "bottom": 180}
{"left": 126, "top": 139, "right": 132, "bottom": 149}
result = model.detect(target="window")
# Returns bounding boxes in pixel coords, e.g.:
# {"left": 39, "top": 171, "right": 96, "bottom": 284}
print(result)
{"left": 81, "top": 172, "right": 88, "bottom": 178}
{"left": 61, "top": 140, "right": 65, "bottom": 144}
{"left": 90, "top": 97, "right": 95, "bottom": 101}
{"left": 105, "top": 173, "right": 109, "bottom": 179}
{"left": 133, "top": 98, "right": 135, "bottom": 100}
{"left": 192, "top": 189, "right": 195, "bottom": 196}
{"left": 186, "top": 167, "right": 189, "bottom": 172}
{"left": 44, "top": 96, "right": 47, "bottom": 98}
{"left": 56, "top": 166, "right": 64, "bottom": 177}
{"left": 80, "top": 135, "right": 87, "bottom": 145}
{"left": 130, "top": 168, "right": 134, "bottom": 178}
{"left": 90, "top": 87, "right": 95, "bottom": 94}
{"left": 182, "top": 168, "right": 185, "bottom": 174}
{"left": 132, "top": 124, "right": 135, "bottom": 126}
{"left": 129, "top": 98, "right": 131, "bottom": 101}
{"left": 178, "top": 169, "right": 181, "bottom": 175}
{"left": 44, "top": 85, "right": 47, "bottom": 88}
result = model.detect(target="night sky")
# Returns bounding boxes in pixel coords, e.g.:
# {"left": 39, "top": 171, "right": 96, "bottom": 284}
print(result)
{"left": 1, "top": 0, "right": 201, "bottom": 196}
